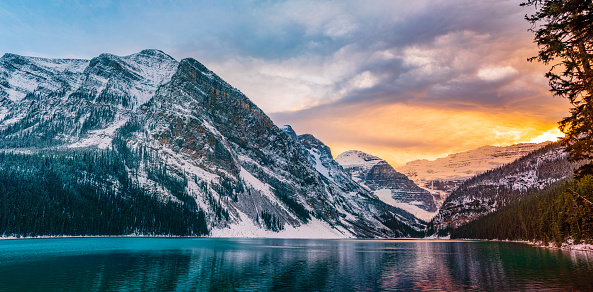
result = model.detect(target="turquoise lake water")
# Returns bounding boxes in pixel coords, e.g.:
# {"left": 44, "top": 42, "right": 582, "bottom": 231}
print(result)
{"left": 0, "top": 238, "right": 592, "bottom": 291}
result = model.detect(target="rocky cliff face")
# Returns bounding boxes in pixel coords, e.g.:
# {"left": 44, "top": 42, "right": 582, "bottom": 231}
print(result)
{"left": 294, "top": 132, "right": 365, "bottom": 193}
{"left": 0, "top": 50, "right": 424, "bottom": 238}
{"left": 336, "top": 150, "right": 437, "bottom": 221}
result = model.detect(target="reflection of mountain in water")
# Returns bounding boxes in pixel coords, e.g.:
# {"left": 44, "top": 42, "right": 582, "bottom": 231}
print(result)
{"left": 0, "top": 238, "right": 592, "bottom": 291}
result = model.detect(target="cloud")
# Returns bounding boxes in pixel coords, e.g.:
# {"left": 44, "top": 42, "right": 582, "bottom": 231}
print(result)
{"left": 193, "top": 0, "right": 550, "bottom": 116}
{"left": 271, "top": 101, "right": 568, "bottom": 166}
{"left": 477, "top": 66, "right": 519, "bottom": 82}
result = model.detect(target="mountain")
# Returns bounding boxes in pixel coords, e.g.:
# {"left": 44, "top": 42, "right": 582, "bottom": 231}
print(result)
{"left": 0, "top": 50, "right": 424, "bottom": 238}
{"left": 336, "top": 150, "right": 437, "bottom": 221}
{"left": 426, "top": 142, "right": 581, "bottom": 236}
{"left": 396, "top": 143, "right": 550, "bottom": 207}
{"left": 0, "top": 50, "right": 178, "bottom": 148}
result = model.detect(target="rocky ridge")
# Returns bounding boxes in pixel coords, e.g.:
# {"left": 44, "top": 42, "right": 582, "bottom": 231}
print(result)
{"left": 336, "top": 150, "right": 437, "bottom": 221}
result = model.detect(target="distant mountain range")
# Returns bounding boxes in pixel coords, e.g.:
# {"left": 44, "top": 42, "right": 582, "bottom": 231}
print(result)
{"left": 396, "top": 143, "right": 550, "bottom": 207}
{"left": 427, "top": 142, "right": 581, "bottom": 236}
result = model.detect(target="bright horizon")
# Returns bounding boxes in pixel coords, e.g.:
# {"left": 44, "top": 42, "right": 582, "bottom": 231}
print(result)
{"left": 0, "top": 1, "right": 568, "bottom": 167}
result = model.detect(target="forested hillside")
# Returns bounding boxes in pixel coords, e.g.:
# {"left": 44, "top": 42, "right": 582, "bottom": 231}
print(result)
{"left": 0, "top": 149, "right": 209, "bottom": 237}
{"left": 451, "top": 176, "right": 593, "bottom": 246}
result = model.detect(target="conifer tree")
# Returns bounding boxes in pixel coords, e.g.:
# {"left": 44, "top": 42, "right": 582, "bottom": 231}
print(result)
{"left": 523, "top": 0, "right": 593, "bottom": 179}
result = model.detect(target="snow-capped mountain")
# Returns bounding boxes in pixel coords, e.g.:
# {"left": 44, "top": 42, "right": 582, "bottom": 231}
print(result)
{"left": 396, "top": 143, "right": 550, "bottom": 207}
{"left": 426, "top": 142, "right": 580, "bottom": 235}
{"left": 336, "top": 150, "right": 437, "bottom": 221}
{"left": 0, "top": 49, "right": 178, "bottom": 149}
{"left": 0, "top": 50, "right": 424, "bottom": 238}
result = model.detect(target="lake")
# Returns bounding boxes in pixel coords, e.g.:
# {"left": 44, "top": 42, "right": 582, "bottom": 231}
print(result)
{"left": 0, "top": 238, "right": 592, "bottom": 291}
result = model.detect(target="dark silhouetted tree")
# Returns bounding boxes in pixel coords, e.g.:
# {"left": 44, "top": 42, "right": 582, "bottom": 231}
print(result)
{"left": 523, "top": 0, "right": 593, "bottom": 179}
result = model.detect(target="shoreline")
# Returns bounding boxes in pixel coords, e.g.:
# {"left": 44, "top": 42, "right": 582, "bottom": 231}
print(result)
{"left": 483, "top": 238, "right": 593, "bottom": 252}
{"left": 2, "top": 235, "right": 591, "bottom": 252}
{"left": 528, "top": 239, "right": 593, "bottom": 252}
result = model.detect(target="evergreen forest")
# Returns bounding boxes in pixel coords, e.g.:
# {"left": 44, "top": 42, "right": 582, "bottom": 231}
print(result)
{"left": 0, "top": 150, "right": 209, "bottom": 237}
{"left": 451, "top": 176, "right": 593, "bottom": 245}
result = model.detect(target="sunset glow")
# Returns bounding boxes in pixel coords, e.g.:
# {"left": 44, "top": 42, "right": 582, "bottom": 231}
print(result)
{"left": 277, "top": 102, "right": 567, "bottom": 167}
{"left": 528, "top": 128, "right": 564, "bottom": 144}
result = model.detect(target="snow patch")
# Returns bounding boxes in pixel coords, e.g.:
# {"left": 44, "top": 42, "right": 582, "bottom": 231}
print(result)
{"left": 209, "top": 209, "right": 352, "bottom": 239}
{"left": 335, "top": 150, "right": 382, "bottom": 169}
{"left": 68, "top": 116, "right": 131, "bottom": 149}
{"left": 375, "top": 188, "right": 397, "bottom": 206}
{"left": 240, "top": 167, "right": 273, "bottom": 195}
{"left": 374, "top": 189, "right": 437, "bottom": 221}
{"left": 307, "top": 149, "right": 333, "bottom": 182}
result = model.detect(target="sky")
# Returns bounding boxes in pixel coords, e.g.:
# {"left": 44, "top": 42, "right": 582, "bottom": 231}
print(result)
{"left": 0, "top": 0, "right": 569, "bottom": 166}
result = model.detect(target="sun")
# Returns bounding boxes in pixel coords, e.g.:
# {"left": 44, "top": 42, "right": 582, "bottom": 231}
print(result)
{"left": 529, "top": 128, "right": 564, "bottom": 143}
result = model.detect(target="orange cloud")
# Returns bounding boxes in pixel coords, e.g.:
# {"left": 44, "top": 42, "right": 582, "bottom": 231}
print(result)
{"left": 281, "top": 101, "right": 568, "bottom": 167}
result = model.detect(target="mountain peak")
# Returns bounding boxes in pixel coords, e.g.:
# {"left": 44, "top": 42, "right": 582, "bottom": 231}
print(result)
{"left": 0, "top": 53, "right": 35, "bottom": 66}
{"left": 1, "top": 53, "right": 22, "bottom": 60}
{"left": 336, "top": 149, "right": 438, "bottom": 219}
{"left": 132, "top": 49, "right": 176, "bottom": 62}
{"left": 335, "top": 150, "right": 382, "bottom": 168}
{"left": 281, "top": 125, "right": 297, "bottom": 139}
{"left": 299, "top": 133, "right": 334, "bottom": 159}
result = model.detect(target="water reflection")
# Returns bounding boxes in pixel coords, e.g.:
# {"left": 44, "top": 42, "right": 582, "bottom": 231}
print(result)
{"left": 0, "top": 238, "right": 592, "bottom": 291}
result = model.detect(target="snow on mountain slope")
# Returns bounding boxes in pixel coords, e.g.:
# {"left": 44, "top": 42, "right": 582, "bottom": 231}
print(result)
{"left": 0, "top": 53, "right": 89, "bottom": 102}
{"left": 0, "top": 50, "right": 425, "bottom": 238}
{"left": 396, "top": 142, "right": 550, "bottom": 207}
{"left": 0, "top": 49, "right": 179, "bottom": 149}
{"left": 295, "top": 132, "right": 363, "bottom": 191}
{"left": 336, "top": 150, "right": 437, "bottom": 221}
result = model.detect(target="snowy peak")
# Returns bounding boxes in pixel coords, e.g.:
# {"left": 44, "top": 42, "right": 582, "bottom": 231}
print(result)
{"left": 81, "top": 51, "right": 179, "bottom": 107}
{"left": 336, "top": 150, "right": 411, "bottom": 188}
{"left": 133, "top": 49, "right": 176, "bottom": 61}
{"left": 337, "top": 150, "right": 438, "bottom": 220}
{"left": 0, "top": 50, "right": 180, "bottom": 149}
{"left": 335, "top": 150, "right": 383, "bottom": 169}
{"left": 0, "top": 50, "right": 179, "bottom": 107}
{"left": 397, "top": 142, "right": 550, "bottom": 182}
{"left": 0, "top": 53, "right": 89, "bottom": 102}
{"left": 0, "top": 53, "right": 88, "bottom": 74}
{"left": 281, "top": 125, "right": 297, "bottom": 140}
{"left": 395, "top": 142, "right": 551, "bottom": 207}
